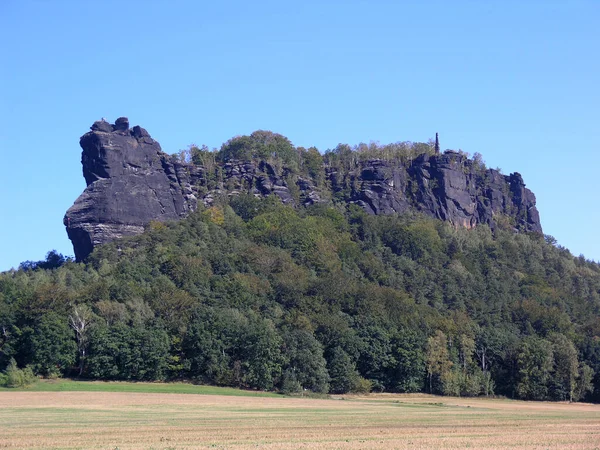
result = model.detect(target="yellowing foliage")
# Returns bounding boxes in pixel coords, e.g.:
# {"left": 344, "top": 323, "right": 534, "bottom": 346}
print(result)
{"left": 204, "top": 206, "right": 225, "bottom": 225}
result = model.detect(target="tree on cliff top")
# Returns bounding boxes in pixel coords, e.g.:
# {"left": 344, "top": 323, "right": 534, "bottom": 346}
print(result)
{"left": 218, "top": 131, "right": 297, "bottom": 166}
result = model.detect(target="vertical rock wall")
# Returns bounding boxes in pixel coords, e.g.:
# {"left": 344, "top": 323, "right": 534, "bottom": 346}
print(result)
{"left": 65, "top": 118, "right": 197, "bottom": 261}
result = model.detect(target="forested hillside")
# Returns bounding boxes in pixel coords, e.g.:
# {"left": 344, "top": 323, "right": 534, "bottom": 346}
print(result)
{"left": 2, "top": 195, "right": 600, "bottom": 401}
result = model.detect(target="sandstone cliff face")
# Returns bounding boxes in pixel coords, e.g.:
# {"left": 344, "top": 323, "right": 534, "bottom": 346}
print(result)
{"left": 65, "top": 119, "right": 542, "bottom": 260}
{"left": 329, "top": 152, "right": 541, "bottom": 233}
{"left": 65, "top": 118, "right": 197, "bottom": 261}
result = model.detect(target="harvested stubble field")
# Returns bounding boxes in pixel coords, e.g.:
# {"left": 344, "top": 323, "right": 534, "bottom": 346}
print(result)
{"left": 0, "top": 389, "right": 599, "bottom": 449}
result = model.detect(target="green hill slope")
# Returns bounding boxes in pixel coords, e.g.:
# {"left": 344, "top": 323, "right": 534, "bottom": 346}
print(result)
{"left": 1, "top": 198, "right": 599, "bottom": 401}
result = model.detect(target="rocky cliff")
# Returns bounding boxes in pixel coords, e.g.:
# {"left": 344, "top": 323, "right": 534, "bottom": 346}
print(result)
{"left": 332, "top": 152, "right": 541, "bottom": 232}
{"left": 65, "top": 118, "right": 542, "bottom": 260}
{"left": 65, "top": 118, "right": 197, "bottom": 260}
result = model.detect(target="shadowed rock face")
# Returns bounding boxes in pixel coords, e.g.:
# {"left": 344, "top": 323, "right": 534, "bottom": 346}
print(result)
{"left": 328, "top": 152, "right": 542, "bottom": 234}
{"left": 65, "top": 119, "right": 542, "bottom": 260}
{"left": 65, "top": 118, "right": 197, "bottom": 261}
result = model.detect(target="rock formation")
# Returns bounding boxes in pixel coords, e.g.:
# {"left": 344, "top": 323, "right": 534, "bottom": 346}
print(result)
{"left": 65, "top": 118, "right": 542, "bottom": 260}
{"left": 65, "top": 118, "right": 197, "bottom": 261}
{"left": 330, "top": 152, "right": 541, "bottom": 233}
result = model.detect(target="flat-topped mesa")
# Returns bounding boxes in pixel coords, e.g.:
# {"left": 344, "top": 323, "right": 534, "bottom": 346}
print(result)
{"left": 65, "top": 119, "right": 542, "bottom": 261}
{"left": 64, "top": 117, "right": 197, "bottom": 261}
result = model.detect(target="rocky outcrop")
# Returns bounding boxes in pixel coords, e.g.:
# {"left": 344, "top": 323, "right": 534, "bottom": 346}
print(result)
{"left": 65, "top": 119, "right": 542, "bottom": 260}
{"left": 65, "top": 118, "right": 198, "bottom": 261}
{"left": 329, "top": 159, "right": 412, "bottom": 215}
{"left": 329, "top": 152, "right": 542, "bottom": 233}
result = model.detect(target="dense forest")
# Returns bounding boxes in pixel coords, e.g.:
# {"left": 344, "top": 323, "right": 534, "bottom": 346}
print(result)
{"left": 2, "top": 134, "right": 600, "bottom": 402}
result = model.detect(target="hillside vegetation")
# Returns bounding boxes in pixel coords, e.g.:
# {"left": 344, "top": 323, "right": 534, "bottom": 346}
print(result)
{"left": 2, "top": 138, "right": 600, "bottom": 402}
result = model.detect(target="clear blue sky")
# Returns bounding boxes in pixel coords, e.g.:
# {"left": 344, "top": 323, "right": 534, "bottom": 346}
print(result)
{"left": 1, "top": 0, "right": 598, "bottom": 270}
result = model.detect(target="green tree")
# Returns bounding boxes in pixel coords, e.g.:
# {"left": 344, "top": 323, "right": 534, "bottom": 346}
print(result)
{"left": 182, "top": 307, "right": 235, "bottom": 385}
{"left": 458, "top": 334, "right": 475, "bottom": 373}
{"left": 238, "top": 314, "right": 283, "bottom": 390}
{"left": 355, "top": 323, "right": 394, "bottom": 390}
{"left": 549, "top": 333, "right": 579, "bottom": 401}
{"left": 86, "top": 323, "right": 169, "bottom": 381}
{"left": 280, "top": 368, "right": 303, "bottom": 395}
{"left": 85, "top": 323, "right": 121, "bottom": 379}
{"left": 574, "top": 363, "right": 594, "bottom": 402}
{"left": 517, "top": 336, "right": 554, "bottom": 400}
{"left": 28, "top": 313, "right": 76, "bottom": 377}
{"left": 299, "top": 146, "right": 324, "bottom": 185}
{"left": 183, "top": 307, "right": 283, "bottom": 390}
{"left": 476, "top": 326, "right": 520, "bottom": 398}
{"left": 327, "top": 346, "right": 359, "bottom": 394}
{"left": 389, "top": 328, "right": 426, "bottom": 393}
{"left": 0, "top": 358, "right": 36, "bottom": 387}
{"left": 218, "top": 131, "right": 297, "bottom": 167}
{"left": 282, "top": 329, "right": 329, "bottom": 393}
{"left": 426, "top": 330, "right": 452, "bottom": 394}
{"left": 0, "top": 294, "right": 17, "bottom": 370}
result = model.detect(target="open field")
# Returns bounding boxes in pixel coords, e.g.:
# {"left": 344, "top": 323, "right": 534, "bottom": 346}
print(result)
{"left": 0, "top": 390, "right": 599, "bottom": 449}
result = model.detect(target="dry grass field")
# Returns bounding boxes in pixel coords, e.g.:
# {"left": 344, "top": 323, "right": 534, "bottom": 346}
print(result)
{"left": 1, "top": 390, "right": 599, "bottom": 449}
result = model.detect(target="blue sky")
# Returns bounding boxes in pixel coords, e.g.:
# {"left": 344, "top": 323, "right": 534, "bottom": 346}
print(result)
{"left": 1, "top": 0, "right": 598, "bottom": 270}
